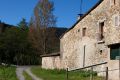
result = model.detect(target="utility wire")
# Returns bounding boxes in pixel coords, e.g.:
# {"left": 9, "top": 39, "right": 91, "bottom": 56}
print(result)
{"left": 80, "top": 0, "right": 83, "bottom": 14}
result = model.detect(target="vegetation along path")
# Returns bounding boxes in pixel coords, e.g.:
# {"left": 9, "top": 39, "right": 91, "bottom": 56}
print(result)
{"left": 16, "top": 66, "right": 42, "bottom": 80}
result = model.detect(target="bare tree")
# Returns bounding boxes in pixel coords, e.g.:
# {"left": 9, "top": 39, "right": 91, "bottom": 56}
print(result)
{"left": 29, "top": 0, "right": 56, "bottom": 55}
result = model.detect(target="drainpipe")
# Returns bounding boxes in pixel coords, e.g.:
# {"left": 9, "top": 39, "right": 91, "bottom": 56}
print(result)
{"left": 83, "top": 45, "right": 86, "bottom": 67}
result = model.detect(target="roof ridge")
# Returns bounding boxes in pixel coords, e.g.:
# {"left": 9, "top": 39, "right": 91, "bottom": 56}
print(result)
{"left": 60, "top": 0, "right": 104, "bottom": 39}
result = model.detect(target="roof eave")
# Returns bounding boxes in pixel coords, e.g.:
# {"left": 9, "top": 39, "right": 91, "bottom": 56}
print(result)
{"left": 60, "top": 0, "right": 104, "bottom": 39}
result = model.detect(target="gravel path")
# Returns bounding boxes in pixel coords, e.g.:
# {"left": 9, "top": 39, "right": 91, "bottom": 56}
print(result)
{"left": 25, "top": 67, "right": 42, "bottom": 80}
{"left": 16, "top": 66, "right": 42, "bottom": 80}
{"left": 16, "top": 66, "right": 26, "bottom": 80}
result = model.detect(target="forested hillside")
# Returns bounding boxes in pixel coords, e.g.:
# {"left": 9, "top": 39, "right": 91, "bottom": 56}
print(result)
{"left": 0, "top": 21, "right": 67, "bottom": 65}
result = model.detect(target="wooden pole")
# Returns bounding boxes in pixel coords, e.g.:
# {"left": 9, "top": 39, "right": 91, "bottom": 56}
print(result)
{"left": 90, "top": 67, "right": 93, "bottom": 80}
{"left": 66, "top": 68, "right": 68, "bottom": 80}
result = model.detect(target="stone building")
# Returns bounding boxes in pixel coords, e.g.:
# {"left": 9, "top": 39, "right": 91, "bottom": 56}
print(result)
{"left": 60, "top": 0, "right": 120, "bottom": 80}
{"left": 41, "top": 52, "right": 62, "bottom": 69}
{"left": 42, "top": 0, "right": 120, "bottom": 80}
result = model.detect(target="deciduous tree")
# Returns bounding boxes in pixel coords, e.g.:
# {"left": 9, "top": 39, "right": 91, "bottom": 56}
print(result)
{"left": 29, "top": 0, "right": 56, "bottom": 55}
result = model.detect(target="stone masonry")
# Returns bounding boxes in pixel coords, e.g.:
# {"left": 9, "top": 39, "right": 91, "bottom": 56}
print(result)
{"left": 60, "top": 0, "right": 120, "bottom": 80}
{"left": 41, "top": 0, "right": 120, "bottom": 80}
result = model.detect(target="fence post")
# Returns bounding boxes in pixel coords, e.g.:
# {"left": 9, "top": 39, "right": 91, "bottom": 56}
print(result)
{"left": 66, "top": 68, "right": 68, "bottom": 80}
{"left": 105, "top": 67, "right": 108, "bottom": 80}
{"left": 90, "top": 66, "right": 93, "bottom": 80}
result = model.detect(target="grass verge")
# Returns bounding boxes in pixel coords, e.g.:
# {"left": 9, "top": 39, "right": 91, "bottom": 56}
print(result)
{"left": 23, "top": 71, "right": 32, "bottom": 80}
{"left": 31, "top": 66, "right": 104, "bottom": 80}
{"left": 0, "top": 65, "right": 18, "bottom": 80}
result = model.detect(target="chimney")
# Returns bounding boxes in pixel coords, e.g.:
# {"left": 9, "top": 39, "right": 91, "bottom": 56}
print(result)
{"left": 77, "top": 14, "right": 84, "bottom": 20}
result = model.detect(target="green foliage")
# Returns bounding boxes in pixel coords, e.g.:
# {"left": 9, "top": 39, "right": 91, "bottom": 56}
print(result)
{"left": 0, "top": 21, "right": 40, "bottom": 65}
{"left": 69, "top": 70, "right": 97, "bottom": 78}
{"left": 0, "top": 66, "right": 18, "bottom": 80}
{"left": 23, "top": 71, "right": 32, "bottom": 80}
{"left": 31, "top": 66, "right": 103, "bottom": 80}
{"left": 17, "top": 18, "right": 28, "bottom": 30}
{"left": 31, "top": 67, "right": 66, "bottom": 80}
{"left": 0, "top": 18, "right": 67, "bottom": 65}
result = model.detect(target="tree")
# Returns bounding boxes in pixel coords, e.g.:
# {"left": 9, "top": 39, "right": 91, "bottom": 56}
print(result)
{"left": 29, "top": 0, "right": 56, "bottom": 55}
{"left": 17, "top": 18, "right": 28, "bottom": 30}
{"left": 0, "top": 26, "right": 40, "bottom": 65}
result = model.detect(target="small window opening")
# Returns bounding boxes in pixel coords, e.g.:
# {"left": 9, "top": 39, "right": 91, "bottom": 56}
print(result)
{"left": 99, "top": 22, "right": 104, "bottom": 41}
{"left": 114, "top": 0, "right": 116, "bottom": 5}
{"left": 114, "top": 16, "right": 119, "bottom": 26}
{"left": 82, "top": 28, "right": 86, "bottom": 37}
{"left": 78, "top": 29, "right": 80, "bottom": 32}
{"left": 100, "top": 50, "right": 103, "bottom": 55}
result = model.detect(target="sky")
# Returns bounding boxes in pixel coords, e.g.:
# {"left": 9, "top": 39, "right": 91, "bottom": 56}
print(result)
{"left": 0, "top": 0, "right": 99, "bottom": 28}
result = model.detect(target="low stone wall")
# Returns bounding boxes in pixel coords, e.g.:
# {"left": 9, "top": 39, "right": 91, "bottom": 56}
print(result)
{"left": 42, "top": 56, "right": 62, "bottom": 69}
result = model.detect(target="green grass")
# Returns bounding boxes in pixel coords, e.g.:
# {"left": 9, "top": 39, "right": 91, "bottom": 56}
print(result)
{"left": 0, "top": 65, "right": 18, "bottom": 80}
{"left": 31, "top": 66, "right": 104, "bottom": 80}
{"left": 23, "top": 71, "right": 32, "bottom": 80}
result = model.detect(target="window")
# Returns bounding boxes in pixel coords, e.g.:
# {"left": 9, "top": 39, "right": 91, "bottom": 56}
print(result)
{"left": 99, "top": 22, "right": 104, "bottom": 41}
{"left": 82, "top": 28, "right": 86, "bottom": 37}
{"left": 114, "top": 0, "right": 116, "bottom": 5}
{"left": 100, "top": 50, "right": 103, "bottom": 55}
{"left": 114, "top": 15, "right": 119, "bottom": 27}
{"left": 78, "top": 29, "right": 80, "bottom": 32}
{"left": 110, "top": 44, "right": 120, "bottom": 60}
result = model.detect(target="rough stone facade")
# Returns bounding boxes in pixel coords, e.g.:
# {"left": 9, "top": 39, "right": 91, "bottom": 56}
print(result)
{"left": 60, "top": 0, "right": 120, "bottom": 80}
{"left": 42, "top": 56, "right": 62, "bottom": 69}
{"left": 41, "top": 52, "right": 62, "bottom": 69}
{"left": 41, "top": 0, "right": 120, "bottom": 80}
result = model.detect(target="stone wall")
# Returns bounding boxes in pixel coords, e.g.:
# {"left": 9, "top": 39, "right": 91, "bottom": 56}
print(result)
{"left": 60, "top": 0, "right": 120, "bottom": 80}
{"left": 42, "top": 56, "right": 62, "bottom": 69}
